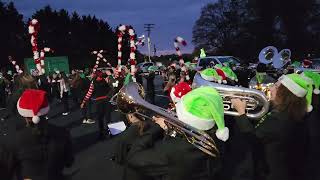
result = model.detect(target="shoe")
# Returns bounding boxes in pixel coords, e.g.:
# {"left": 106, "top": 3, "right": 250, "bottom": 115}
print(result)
{"left": 45, "top": 116, "right": 49, "bottom": 120}
{"left": 82, "top": 119, "right": 87, "bottom": 124}
{"left": 86, "top": 119, "right": 95, "bottom": 124}
{"left": 62, "top": 112, "right": 69, "bottom": 116}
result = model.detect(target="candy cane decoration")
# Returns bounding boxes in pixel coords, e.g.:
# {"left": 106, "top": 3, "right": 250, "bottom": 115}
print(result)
{"left": 174, "top": 36, "right": 187, "bottom": 65}
{"left": 135, "top": 35, "right": 145, "bottom": 46}
{"left": 91, "top": 50, "right": 111, "bottom": 73}
{"left": 28, "top": 19, "right": 53, "bottom": 75}
{"left": 117, "top": 25, "right": 136, "bottom": 77}
{"left": 174, "top": 36, "right": 189, "bottom": 80}
{"left": 8, "top": 56, "right": 23, "bottom": 74}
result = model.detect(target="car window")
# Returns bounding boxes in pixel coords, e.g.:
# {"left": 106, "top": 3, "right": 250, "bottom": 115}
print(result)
{"left": 216, "top": 57, "right": 240, "bottom": 65}
{"left": 142, "top": 63, "right": 153, "bottom": 67}
{"left": 199, "top": 58, "right": 218, "bottom": 68}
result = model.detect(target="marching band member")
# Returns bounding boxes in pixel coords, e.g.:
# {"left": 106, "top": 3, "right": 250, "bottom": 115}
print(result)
{"left": 81, "top": 70, "right": 113, "bottom": 140}
{"left": 231, "top": 73, "right": 313, "bottom": 180}
{"left": 113, "top": 86, "right": 228, "bottom": 180}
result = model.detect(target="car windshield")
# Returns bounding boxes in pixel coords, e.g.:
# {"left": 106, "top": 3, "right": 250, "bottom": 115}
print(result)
{"left": 198, "top": 58, "right": 218, "bottom": 68}
{"left": 216, "top": 57, "right": 241, "bottom": 65}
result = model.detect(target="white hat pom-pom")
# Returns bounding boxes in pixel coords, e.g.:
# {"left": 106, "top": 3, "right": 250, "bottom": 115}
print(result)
{"left": 307, "top": 105, "right": 313, "bottom": 113}
{"left": 32, "top": 116, "right": 40, "bottom": 124}
{"left": 215, "top": 127, "right": 229, "bottom": 142}
{"left": 313, "top": 88, "right": 320, "bottom": 94}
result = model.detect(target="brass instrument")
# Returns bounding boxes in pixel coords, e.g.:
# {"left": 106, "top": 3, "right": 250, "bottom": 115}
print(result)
{"left": 192, "top": 73, "right": 269, "bottom": 119}
{"left": 259, "top": 46, "right": 278, "bottom": 65}
{"left": 111, "top": 82, "right": 219, "bottom": 157}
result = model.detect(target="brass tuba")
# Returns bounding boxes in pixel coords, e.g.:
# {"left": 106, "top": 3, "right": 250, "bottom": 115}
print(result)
{"left": 192, "top": 73, "right": 269, "bottom": 119}
{"left": 112, "top": 82, "right": 219, "bottom": 157}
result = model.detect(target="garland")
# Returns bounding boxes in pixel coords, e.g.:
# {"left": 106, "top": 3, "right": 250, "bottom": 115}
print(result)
{"left": 117, "top": 24, "right": 136, "bottom": 79}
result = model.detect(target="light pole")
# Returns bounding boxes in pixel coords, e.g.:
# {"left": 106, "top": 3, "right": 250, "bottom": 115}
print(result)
{"left": 144, "top": 24, "right": 155, "bottom": 62}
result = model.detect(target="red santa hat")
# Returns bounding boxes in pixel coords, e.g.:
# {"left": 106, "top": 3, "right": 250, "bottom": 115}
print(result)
{"left": 170, "top": 82, "right": 191, "bottom": 103}
{"left": 17, "top": 89, "right": 50, "bottom": 124}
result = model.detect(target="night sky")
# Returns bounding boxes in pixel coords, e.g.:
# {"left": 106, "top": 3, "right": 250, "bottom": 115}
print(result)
{"left": 4, "top": 0, "right": 214, "bottom": 55}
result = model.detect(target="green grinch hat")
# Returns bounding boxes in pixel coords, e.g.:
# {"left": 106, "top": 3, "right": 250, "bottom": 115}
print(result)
{"left": 200, "top": 48, "right": 206, "bottom": 58}
{"left": 176, "top": 86, "right": 229, "bottom": 141}
{"left": 291, "top": 61, "right": 301, "bottom": 68}
{"left": 148, "top": 66, "right": 158, "bottom": 72}
{"left": 200, "top": 68, "right": 222, "bottom": 83}
{"left": 221, "top": 66, "right": 238, "bottom": 82}
{"left": 124, "top": 74, "right": 136, "bottom": 85}
{"left": 279, "top": 73, "right": 314, "bottom": 112}
{"left": 301, "top": 71, "right": 320, "bottom": 94}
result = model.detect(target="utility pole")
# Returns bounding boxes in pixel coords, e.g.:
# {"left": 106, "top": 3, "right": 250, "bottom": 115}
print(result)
{"left": 144, "top": 23, "right": 155, "bottom": 62}
{"left": 153, "top": 44, "right": 156, "bottom": 57}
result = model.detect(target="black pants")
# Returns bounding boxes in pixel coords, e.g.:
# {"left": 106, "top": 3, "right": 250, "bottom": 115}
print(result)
{"left": 81, "top": 100, "right": 92, "bottom": 120}
{"left": 0, "top": 91, "right": 5, "bottom": 108}
{"left": 62, "top": 92, "right": 69, "bottom": 113}
{"left": 96, "top": 99, "right": 112, "bottom": 136}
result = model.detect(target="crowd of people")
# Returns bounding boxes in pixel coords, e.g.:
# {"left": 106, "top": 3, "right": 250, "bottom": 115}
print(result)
{"left": 0, "top": 60, "right": 319, "bottom": 180}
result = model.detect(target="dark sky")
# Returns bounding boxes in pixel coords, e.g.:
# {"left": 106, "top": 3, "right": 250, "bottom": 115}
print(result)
{"left": 4, "top": 0, "right": 214, "bottom": 55}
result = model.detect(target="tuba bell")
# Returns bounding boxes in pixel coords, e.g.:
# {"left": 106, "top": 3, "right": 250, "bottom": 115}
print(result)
{"left": 273, "top": 49, "right": 291, "bottom": 69}
{"left": 259, "top": 46, "right": 278, "bottom": 65}
{"left": 192, "top": 73, "right": 269, "bottom": 119}
{"left": 112, "top": 82, "right": 219, "bottom": 157}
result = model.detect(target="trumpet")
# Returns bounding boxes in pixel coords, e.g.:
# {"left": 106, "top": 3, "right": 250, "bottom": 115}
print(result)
{"left": 111, "top": 82, "right": 219, "bottom": 157}
{"left": 192, "top": 73, "right": 269, "bottom": 119}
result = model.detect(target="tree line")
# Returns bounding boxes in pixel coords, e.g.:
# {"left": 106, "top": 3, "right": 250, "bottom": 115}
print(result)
{"left": 193, "top": 0, "right": 320, "bottom": 62}
{"left": 0, "top": 1, "right": 144, "bottom": 71}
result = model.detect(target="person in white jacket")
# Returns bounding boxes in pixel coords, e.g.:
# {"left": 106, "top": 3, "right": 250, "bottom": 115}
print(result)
{"left": 59, "top": 72, "right": 70, "bottom": 115}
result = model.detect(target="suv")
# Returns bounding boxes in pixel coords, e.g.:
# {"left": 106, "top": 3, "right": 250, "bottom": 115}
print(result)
{"left": 196, "top": 56, "right": 242, "bottom": 70}
{"left": 137, "top": 62, "right": 155, "bottom": 73}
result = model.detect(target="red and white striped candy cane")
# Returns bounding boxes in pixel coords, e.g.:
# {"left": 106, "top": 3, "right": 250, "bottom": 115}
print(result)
{"left": 174, "top": 36, "right": 189, "bottom": 80}
{"left": 91, "top": 50, "right": 112, "bottom": 73}
{"left": 174, "top": 36, "right": 187, "bottom": 65}
{"left": 135, "top": 35, "right": 145, "bottom": 46}
{"left": 28, "top": 19, "right": 52, "bottom": 75}
{"left": 8, "top": 56, "right": 23, "bottom": 74}
{"left": 117, "top": 25, "right": 136, "bottom": 77}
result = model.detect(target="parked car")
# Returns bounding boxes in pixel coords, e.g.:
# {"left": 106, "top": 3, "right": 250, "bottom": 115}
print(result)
{"left": 196, "top": 56, "right": 242, "bottom": 70}
{"left": 136, "top": 62, "right": 155, "bottom": 73}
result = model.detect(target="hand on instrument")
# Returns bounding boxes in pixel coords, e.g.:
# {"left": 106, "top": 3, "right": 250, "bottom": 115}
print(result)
{"left": 80, "top": 103, "right": 85, "bottom": 109}
{"left": 152, "top": 116, "right": 168, "bottom": 130}
{"left": 231, "top": 98, "right": 247, "bottom": 116}
{"left": 127, "top": 113, "right": 141, "bottom": 124}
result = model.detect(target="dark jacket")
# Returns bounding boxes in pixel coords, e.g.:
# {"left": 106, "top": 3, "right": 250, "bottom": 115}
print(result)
{"left": 14, "top": 121, "right": 74, "bottom": 180}
{"left": 116, "top": 121, "right": 219, "bottom": 180}
{"left": 235, "top": 110, "right": 300, "bottom": 180}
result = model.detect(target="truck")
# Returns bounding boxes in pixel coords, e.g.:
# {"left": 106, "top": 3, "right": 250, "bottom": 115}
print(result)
{"left": 24, "top": 56, "right": 70, "bottom": 75}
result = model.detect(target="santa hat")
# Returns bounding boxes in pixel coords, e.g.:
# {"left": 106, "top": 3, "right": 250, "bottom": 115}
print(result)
{"left": 302, "top": 59, "right": 312, "bottom": 68}
{"left": 279, "top": 73, "right": 313, "bottom": 112}
{"left": 170, "top": 82, "right": 191, "bottom": 103}
{"left": 17, "top": 89, "right": 50, "bottom": 124}
{"left": 200, "top": 68, "right": 222, "bottom": 83}
{"left": 176, "top": 86, "right": 229, "bottom": 141}
{"left": 301, "top": 71, "right": 320, "bottom": 94}
{"left": 214, "top": 64, "right": 227, "bottom": 84}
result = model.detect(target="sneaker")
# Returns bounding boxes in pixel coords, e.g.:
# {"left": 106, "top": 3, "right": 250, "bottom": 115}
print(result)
{"left": 86, "top": 119, "right": 95, "bottom": 124}
{"left": 62, "top": 112, "right": 69, "bottom": 116}
{"left": 82, "top": 119, "right": 87, "bottom": 124}
{"left": 45, "top": 116, "right": 49, "bottom": 120}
